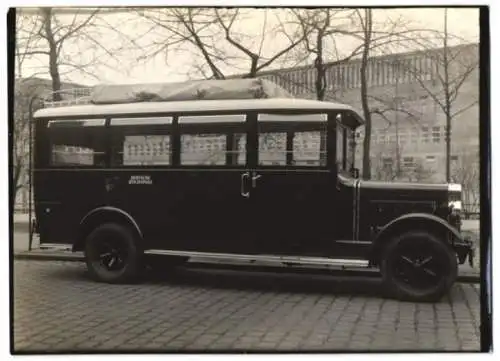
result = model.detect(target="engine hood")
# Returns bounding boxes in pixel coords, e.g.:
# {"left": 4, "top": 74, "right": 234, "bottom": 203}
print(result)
{"left": 359, "top": 179, "right": 449, "bottom": 192}
{"left": 356, "top": 179, "right": 452, "bottom": 230}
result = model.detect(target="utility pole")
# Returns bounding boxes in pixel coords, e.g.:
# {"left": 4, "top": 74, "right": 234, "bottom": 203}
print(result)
{"left": 393, "top": 59, "right": 401, "bottom": 180}
{"left": 444, "top": 8, "right": 451, "bottom": 183}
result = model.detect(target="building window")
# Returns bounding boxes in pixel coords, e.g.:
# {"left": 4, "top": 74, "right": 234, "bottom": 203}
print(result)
{"left": 432, "top": 126, "right": 441, "bottom": 143}
{"left": 382, "top": 157, "right": 393, "bottom": 167}
{"left": 405, "top": 59, "right": 412, "bottom": 83}
{"left": 354, "top": 64, "right": 359, "bottom": 88}
{"left": 403, "top": 156, "right": 414, "bottom": 168}
{"left": 421, "top": 126, "right": 429, "bottom": 143}
{"left": 398, "top": 132, "right": 408, "bottom": 145}
{"left": 370, "top": 60, "right": 375, "bottom": 86}
{"left": 417, "top": 56, "right": 423, "bottom": 81}
{"left": 409, "top": 127, "right": 418, "bottom": 144}
{"left": 344, "top": 65, "right": 350, "bottom": 88}
{"left": 425, "top": 155, "right": 436, "bottom": 162}
{"left": 386, "top": 63, "right": 392, "bottom": 85}
{"left": 451, "top": 155, "right": 459, "bottom": 161}
{"left": 425, "top": 57, "right": 433, "bottom": 81}
{"left": 380, "top": 62, "right": 385, "bottom": 86}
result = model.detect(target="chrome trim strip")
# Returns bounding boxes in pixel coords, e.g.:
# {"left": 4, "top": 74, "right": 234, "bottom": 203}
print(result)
{"left": 352, "top": 178, "right": 361, "bottom": 241}
{"left": 258, "top": 113, "right": 328, "bottom": 122}
{"left": 178, "top": 114, "right": 246, "bottom": 124}
{"left": 448, "top": 183, "right": 462, "bottom": 192}
{"left": 34, "top": 168, "right": 331, "bottom": 173}
{"left": 39, "top": 243, "right": 72, "bottom": 251}
{"left": 356, "top": 179, "right": 361, "bottom": 241}
{"left": 48, "top": 119, "right": 105, "bottom": 127}
{"left": 144, "top": 249, "right": 369, "bottom": 268}
{"left": 335, "top": 240, "right": 372, "bottom": 245}
{"left": 352, "top": 179, "right": 357, "bottom": 241}
{"left": 110, "top": 117, "right": 173, "bottom": 126}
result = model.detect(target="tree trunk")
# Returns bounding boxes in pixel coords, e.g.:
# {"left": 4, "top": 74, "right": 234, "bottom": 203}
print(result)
{"left": 360, "top": 9, "right": 373, "bottom": 180}
{"left": 41, "top": 8, "right": 62, "bottom": 101}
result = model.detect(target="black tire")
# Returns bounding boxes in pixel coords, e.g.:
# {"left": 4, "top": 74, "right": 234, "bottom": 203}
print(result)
{"left": 380, "top": 230, "right": 458, "bottom": 302}
{"left": 84, "top": 223, "right": 142, "bottom": 284}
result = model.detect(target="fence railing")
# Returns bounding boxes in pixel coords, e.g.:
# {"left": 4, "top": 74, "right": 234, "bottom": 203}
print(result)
{"left": 43, "top": 88, "right": 92, "bottom": 108}
{"left": 463, "top": 204, "right": 480, "bottom": 219}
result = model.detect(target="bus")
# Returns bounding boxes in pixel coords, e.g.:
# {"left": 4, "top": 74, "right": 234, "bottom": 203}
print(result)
{"left": 31, "top": 81, "right": 474, "bottom": 302}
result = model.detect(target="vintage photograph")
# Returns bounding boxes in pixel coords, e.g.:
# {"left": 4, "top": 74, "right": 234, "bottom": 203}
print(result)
{"left": 10, "top": 4, "right": 488, "bottom": 354}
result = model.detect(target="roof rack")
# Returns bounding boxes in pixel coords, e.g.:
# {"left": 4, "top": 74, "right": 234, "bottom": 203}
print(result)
{"left": 42, "top": 87, "right": 92, "bottom": 108}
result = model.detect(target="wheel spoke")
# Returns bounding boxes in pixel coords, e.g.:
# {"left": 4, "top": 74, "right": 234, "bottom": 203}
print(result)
{"left": 420, "top": 256, "right": 433, "bottom": 266}
{"left": 108, "top": 257, "right": 116, "bottom": 268}
{"left": 422, "top": 267, "right": 437, "bottom": 277}
{"left": 400, "top": 255, "right": 416, "bottom": 266}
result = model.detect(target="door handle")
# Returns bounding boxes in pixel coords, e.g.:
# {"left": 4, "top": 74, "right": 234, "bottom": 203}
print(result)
{"left": 105, "top": 176, "right": 119, "bottom": 192}
{"left": 241, "top": 172, "right": 250, "bottom": 198}
{"left": 251, "top": 172, "right": 262, "bottom": 188}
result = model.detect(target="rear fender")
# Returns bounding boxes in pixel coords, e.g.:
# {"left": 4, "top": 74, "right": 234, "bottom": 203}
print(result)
{"left": 74, "top": 206, "right": 142, "bottom": 252}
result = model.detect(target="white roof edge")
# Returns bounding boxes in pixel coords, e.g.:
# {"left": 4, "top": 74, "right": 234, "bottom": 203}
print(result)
{"left": 33, "top": 98, "right": 364, "bottom": 124}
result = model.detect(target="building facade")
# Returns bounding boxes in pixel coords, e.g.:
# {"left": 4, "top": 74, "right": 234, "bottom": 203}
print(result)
{"left": 257, "top": 43, "right": 480, "bottom": 211}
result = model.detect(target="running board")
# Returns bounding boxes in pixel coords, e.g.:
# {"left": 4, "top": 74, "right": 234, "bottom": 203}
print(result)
{"left": 144, "top": 249, "right": 369, "bottom": 269}
{"left": 39, "top": 243, "right": 72, "bottom": 251}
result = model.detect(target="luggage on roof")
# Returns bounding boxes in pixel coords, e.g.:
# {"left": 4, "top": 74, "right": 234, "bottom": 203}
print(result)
{"left": 90, "top": 78, "right": 294, "bottom": 105}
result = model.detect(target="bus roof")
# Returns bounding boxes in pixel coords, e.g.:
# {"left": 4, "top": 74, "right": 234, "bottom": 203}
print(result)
{"left": 33, "top": 98, "right": 365, "bottom": 127}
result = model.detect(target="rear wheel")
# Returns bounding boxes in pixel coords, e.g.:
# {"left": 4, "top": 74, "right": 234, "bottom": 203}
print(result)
{"left": 380, "top": 230, "right": 458, "bottom": 302}
{"left": 84, "top": 223, "right": 142, "bottom": 284}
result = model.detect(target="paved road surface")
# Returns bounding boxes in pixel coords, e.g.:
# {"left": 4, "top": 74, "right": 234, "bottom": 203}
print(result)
{"left": 13, "top": 260, "right": 481, "bottom": 352}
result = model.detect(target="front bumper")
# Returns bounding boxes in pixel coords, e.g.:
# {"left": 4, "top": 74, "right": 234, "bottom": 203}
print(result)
{"left": 455, "top": 234, "right": 475, "bottom": 267}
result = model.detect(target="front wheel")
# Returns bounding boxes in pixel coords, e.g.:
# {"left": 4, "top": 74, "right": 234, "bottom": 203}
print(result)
{"left": 84, "top": 223, "right": 142, "bottom": 284}
{"left": 380, "top": 231, "right": 458, "bottom": 302}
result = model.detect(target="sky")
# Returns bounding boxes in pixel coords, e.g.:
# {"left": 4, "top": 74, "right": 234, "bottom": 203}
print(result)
{"left": 16, "top": 7, "right": 480, "bottom": 87}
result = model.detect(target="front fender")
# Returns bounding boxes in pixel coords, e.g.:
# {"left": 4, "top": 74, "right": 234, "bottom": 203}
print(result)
{"left": 370, "top": 212, "right": 473, "bottom": 265}
{"left": 374, "top": 212, "right": 462, "bottom": 244}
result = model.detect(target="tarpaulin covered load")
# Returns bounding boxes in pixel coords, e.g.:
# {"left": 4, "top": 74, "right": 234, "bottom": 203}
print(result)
{"left": 90, "top": 78, "right": 294, "bottom": 105}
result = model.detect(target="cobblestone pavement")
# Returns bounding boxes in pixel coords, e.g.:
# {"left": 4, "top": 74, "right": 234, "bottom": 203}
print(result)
{"left": 12, "top": 260, "right": 481, "bottom": 353}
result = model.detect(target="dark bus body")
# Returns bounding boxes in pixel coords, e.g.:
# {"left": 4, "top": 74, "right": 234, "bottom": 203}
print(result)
{"left": 32, "top": 98, "right": 474, "bottom": 302}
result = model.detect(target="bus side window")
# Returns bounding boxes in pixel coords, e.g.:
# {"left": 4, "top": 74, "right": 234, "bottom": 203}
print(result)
{"left": 179, "top": 131, "right": 246, "bottom": 167}
{"left": 292, "top": 131, "right": 326, "bottom": 167}
{"left": 109, "top": 117, "right": 173, "bottom": 167}
{"left": 48, "top": 125, "right": 106, "bottom": 167}
{"left": 258, "top": 132, "right": 287, "bottom": 166}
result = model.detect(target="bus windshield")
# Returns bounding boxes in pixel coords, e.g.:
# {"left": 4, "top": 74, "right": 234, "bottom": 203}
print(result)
{"left": 336, "top": 122, "right": 357, "bottom": 177}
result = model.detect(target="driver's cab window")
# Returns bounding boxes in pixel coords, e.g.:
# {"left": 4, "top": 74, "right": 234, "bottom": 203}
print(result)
{"left": 336, "top": 113, "right": 355, "bottom": 175}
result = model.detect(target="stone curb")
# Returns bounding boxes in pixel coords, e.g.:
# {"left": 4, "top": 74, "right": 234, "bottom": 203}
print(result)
{"left": 13, "top": 250, "right": 480, "bottom": 284}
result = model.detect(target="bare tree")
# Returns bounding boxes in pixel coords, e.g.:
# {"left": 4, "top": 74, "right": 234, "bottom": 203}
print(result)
{"left": 284, "top": 9, "right": 357, "bottom": 100}
{"left": 16, "top": 7, "right": 141, "bottom": 99}
{"left": 395, "top": 10, "right": 479, "bottom": 182}
{"left": 138, "top": 8, "right": 306, "bottom": 80}
{"left": 12, "top": 80, "right": 43, "bottom": 209}
{"left": 450, "top": 151, "right": 480, "bottom": 217}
